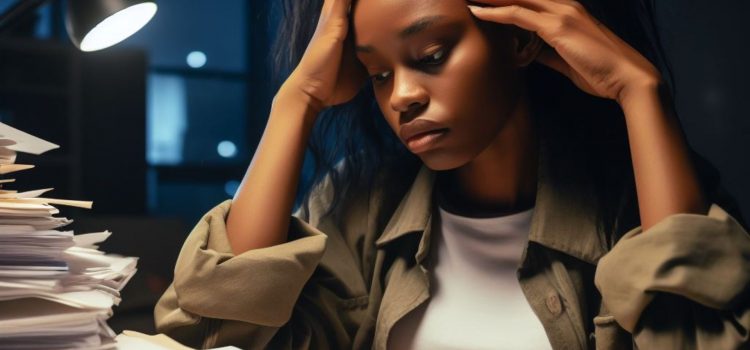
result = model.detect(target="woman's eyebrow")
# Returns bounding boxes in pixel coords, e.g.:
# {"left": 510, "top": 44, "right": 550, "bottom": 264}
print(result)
{"left": 355, "top": 15, "right": 447, "bottom": 53}
{"left": 399, "top": 15, "right": 446, "bottom": 38}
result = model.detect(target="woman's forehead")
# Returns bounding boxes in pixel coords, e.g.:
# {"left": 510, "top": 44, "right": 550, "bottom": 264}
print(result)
{"left": 352, "top": 0, "right": 469, "bottom": 41}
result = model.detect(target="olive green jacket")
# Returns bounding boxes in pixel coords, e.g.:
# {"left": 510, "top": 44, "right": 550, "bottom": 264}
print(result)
{"left": 154, "top": 142, "right": 750, "bottom": 349}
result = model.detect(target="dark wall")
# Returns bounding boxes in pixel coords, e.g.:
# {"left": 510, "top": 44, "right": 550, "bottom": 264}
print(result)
{"left": 656, "top": 0, "right": 750, "bottom": 224}
{"left": 0, "top": 39, "right": 147, "bottom": 216}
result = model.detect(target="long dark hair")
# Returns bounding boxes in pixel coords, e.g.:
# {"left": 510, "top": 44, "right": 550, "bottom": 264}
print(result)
{"left": 269, "top": 0, "right": 733, "bottom": 247}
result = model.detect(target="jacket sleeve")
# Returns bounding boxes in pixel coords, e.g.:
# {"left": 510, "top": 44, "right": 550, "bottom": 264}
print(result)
{"left": 153, "top": 172, "right": 370, "bottom": 349}
{"left": 594, "top": 199, "right": 750, "bottom": 348}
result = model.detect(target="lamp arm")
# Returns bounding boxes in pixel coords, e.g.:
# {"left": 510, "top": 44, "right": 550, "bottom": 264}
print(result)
{"left": 0, "top": 0, "right": 52, "bottom": 33}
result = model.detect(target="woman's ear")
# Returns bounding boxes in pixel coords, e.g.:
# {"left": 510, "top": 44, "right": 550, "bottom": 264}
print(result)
{"left": 512, "top": 29, "right": 543, "bottom": 67}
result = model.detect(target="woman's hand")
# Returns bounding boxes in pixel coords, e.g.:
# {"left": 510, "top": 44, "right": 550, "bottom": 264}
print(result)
{"left": 468, "top": 0, "right": 710, "bottom": 229}
{"left": 281, "top": 0, "right": 368, "bottom": 112}
{"left": 467, "top": 0, "right": 661, "bottom": 105}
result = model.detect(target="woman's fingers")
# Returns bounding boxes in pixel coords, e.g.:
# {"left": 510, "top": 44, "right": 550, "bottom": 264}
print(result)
{"left": 469, "top": 0, "right": 660, "bottom": 100}
{"left": 468, "top": 0, "right": 588, "bottom": 15}
{"left": 314, "top": 0, "right": 352, "bottom": 41}
{"left": 468, "top": 0, "right": 563, "bottom": 13}
{"left": 320, "top": 0, "right": 351, "bottom": 20}
{"left": 468, "top": 0, "right": 594, "bottom": 39}
{"left": 468, "top": 4, "right": 553, "bottom": 34}
{"left": 289, "top": 0, "right": 360, "bottom": 107}
{"left": 468, "top": 0, "right": 549, "bottom": 12}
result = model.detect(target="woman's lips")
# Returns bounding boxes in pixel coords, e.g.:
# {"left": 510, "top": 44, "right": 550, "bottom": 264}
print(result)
{"left": 405, "top": 128, "right": 449, "bottom": 153}
{"left": 399, "top": 118, "right": 449, "bottom": 153}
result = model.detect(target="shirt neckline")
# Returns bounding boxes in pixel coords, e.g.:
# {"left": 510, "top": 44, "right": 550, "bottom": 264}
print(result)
{"left": 437, "top": 205, "right": 535, "bottom": 222}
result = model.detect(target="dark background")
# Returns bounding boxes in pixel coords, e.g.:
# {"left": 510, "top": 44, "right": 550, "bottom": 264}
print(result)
{"left": 0, "top": 0, "right": 747, "bottom": 334}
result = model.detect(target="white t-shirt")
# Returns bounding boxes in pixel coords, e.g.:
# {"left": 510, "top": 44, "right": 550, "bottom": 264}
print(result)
{"left": 388, "top": 205, "right": 553, "bottom": 350}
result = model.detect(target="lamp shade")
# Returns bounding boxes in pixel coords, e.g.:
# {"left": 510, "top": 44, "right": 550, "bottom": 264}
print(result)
{"left": 66, "top": 0, "right": 157, "bottom": 52}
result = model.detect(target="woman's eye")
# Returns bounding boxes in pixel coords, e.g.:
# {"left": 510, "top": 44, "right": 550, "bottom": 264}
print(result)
{"left": 371, "top": 71, "right": 392, "bottom": 83}
{"left": 419, "top": 48, "right": 447, "bottom": 65}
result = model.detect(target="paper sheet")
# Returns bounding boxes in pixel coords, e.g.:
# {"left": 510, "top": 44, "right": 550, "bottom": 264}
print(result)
{"left": 0, "top": 122, "right": 59, "bottom": 155}
{"left": 0, "top": 122, "right": 135, "bottom": 350}
{"left": 116, "top": 330, "right": 241, "bottom": 350}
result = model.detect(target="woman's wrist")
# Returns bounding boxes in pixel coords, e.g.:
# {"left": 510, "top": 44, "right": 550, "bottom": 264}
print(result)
{"left": 616, "top": 71, "right": 663, "bottom": 110}
{"left": 272, "top": 85, "right": 322, "bottom": 129}
{"left": 617, "top": 79, "right": 676, "bottom": 128}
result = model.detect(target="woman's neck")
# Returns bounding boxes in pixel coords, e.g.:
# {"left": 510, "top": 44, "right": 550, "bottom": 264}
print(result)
{"left": 436, "top": 96, "right": 539, "bottom": 218}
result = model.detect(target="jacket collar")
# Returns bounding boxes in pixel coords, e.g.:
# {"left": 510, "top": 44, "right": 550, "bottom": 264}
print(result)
{"left": 374, "top": 130, "right": 609, "bottom": 265}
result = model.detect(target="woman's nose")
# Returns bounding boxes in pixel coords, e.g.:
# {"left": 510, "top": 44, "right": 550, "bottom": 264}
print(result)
{"left": 389, "top": 70, "right": 428, "bottom": 113}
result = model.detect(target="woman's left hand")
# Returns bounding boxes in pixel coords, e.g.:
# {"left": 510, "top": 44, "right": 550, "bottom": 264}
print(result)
{"left": 468, "top": 0, "right": 662, "bottom": 104}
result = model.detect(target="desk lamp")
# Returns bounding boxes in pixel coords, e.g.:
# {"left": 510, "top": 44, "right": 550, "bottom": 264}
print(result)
{"left": 0, "top": 0, "right": 157, "bottom": 52}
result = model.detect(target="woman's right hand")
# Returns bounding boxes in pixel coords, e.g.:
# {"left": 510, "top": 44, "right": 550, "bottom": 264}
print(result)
{"left": 280, "top": 0, "right": 368, "bottom": 112}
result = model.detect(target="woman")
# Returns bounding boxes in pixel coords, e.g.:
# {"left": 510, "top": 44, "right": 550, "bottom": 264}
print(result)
{"left": 154, "top": 0, "right": 750, "bottom": 348}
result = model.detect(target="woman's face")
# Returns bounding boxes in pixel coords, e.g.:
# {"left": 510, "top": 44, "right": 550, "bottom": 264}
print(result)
{"left": 352, "top": 0, "right": 528, "bottom": 170}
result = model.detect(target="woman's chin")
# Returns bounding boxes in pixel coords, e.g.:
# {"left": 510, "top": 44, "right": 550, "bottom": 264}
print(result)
{"left": 419, "top": 152, "right": 470, "bottom": 172}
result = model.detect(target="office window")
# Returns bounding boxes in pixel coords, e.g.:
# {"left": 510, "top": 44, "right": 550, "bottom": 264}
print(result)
{"left": 119, "top": 0, "right": 270, "bottom": 224}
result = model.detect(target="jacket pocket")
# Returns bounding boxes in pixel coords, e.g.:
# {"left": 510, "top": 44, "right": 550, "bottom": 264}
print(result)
{"left": 593, "top": 315, "right": 632, "bottom": 350}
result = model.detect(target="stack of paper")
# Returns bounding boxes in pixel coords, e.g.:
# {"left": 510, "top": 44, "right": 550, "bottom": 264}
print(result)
{"left": 0, "top": 123, "right": 137, "bottom": 350}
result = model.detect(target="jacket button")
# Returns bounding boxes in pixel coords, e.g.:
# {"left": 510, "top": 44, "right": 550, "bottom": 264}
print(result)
{"left": 546, "top": 292, "right": 563, "bottom": 316}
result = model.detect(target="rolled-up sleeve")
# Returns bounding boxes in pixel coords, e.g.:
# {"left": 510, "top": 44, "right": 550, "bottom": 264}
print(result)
{"left": 154, "top": 199, "right": 329, "bottom": 346}
{"left": 594, "top": 203, "right": 750, "bottom": 347}
{"left": 172, "top": 199, "right": 327, "bottom": 326}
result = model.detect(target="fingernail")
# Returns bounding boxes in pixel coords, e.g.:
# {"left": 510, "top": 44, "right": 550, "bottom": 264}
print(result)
{"left": 467, "top": 5, "right": 481, "bottom": 12}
